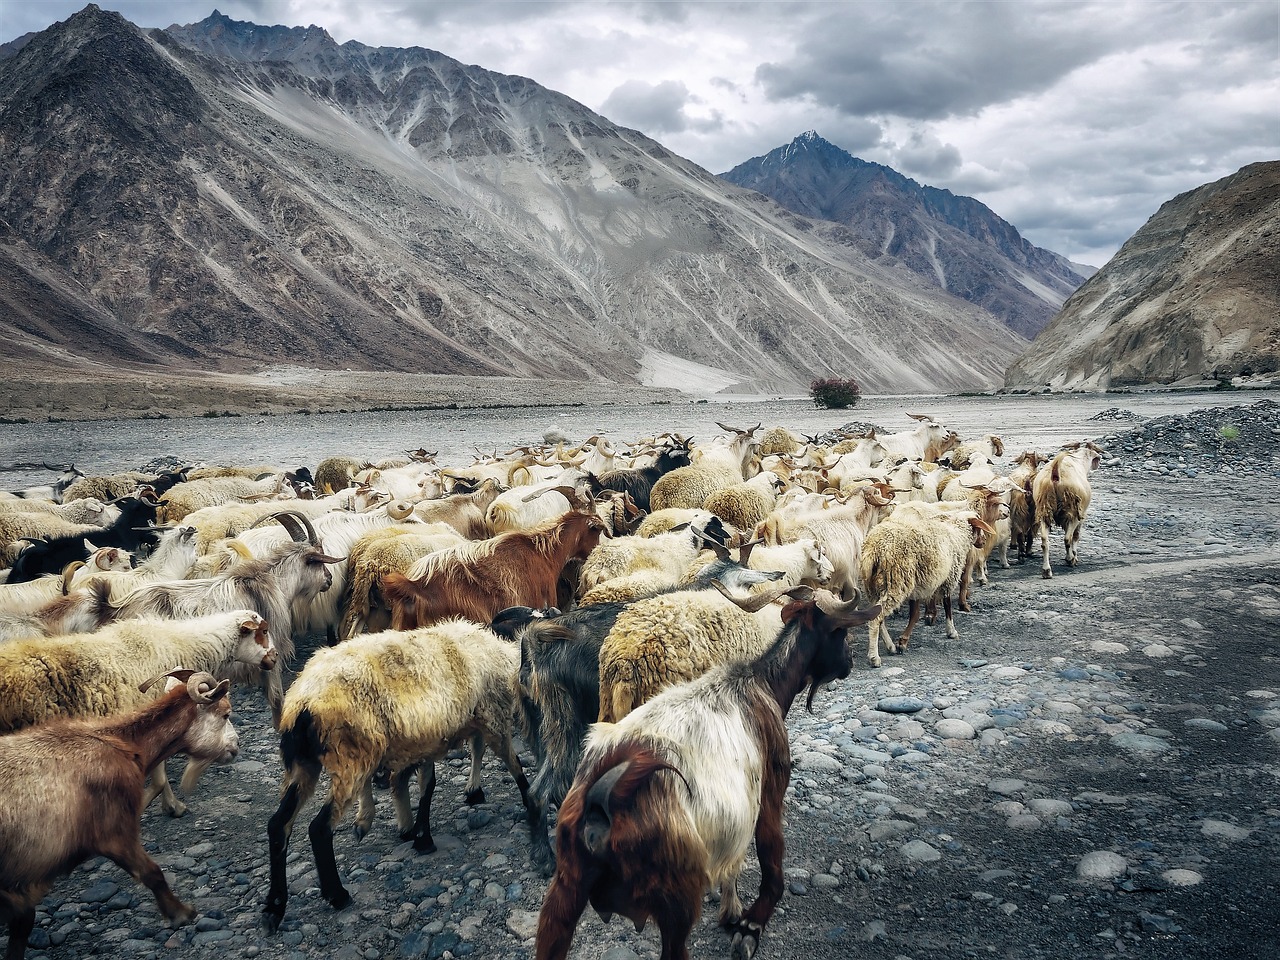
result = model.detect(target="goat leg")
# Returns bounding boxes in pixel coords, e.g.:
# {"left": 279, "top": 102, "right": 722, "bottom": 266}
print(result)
{"left": 308, "top": 799, "right": 352, "bottom": 910}
{"left": 264, "top": 780, "right": 302, "bottom": 931}
{"left": 730, "top": 744, "right": 788, "bottom": 960}
{"left": 897, "top": 600, "right": 926, "bottom": 653}
{"left": 6, "top": 907, "right": 36, "bottom": 960}
{"left": 400, "top": 761, "right": 437, "bottom": 853}
{"left": 534, "top": 874, "right": 590, "bottom": 960}
{"left": 464, "top": 732, "right": 486, "bottom": 805}
{"left": 102, "top": 836, "right": 194, "bottom": 926}
{"left": 491, "top": 730, "right": 545, "bottom": 872}
{"left": 142, "top": 762, "right": 187, "bottom": 818}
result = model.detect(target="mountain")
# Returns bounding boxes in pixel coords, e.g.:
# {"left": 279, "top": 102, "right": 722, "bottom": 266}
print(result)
{"left": 0, "top": 6, "right": 1030, "bottom": 400}
{"left": 720, "top": 132, "right": 1088, "bottom": 339}
{"left": 1005, "top": 162, "right": 1280, "bottom": 391}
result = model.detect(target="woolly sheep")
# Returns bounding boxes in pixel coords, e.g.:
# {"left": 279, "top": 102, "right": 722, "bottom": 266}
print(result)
{"left": 1033, "top": 442, "right": 1103, "bottom": 578}
{"left": 262, "top": 619, "right": 538, "bottom": 930}
{"left": 858, "top": 508, "right": 995, "bottom": 666}
{"left": 595, "top": 580, "right": 806, "bottom": 722}
{"left": 703, "top": 471, "right": 785, "bottom": 532}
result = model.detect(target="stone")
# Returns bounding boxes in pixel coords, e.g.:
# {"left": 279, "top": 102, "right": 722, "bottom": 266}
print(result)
{"left": 987, "top": 778, "right": 1026, "bottom": 796}
{"left": 899, "top": 840, "right": 941, "bottom": 863}
{"left": 1200, "top": 819, "right": 1251, "bottom": 840}
{"left": 505, "top": 910, "right": 540, "bottom": 941}
{"left": 1076, "top": 851, "right": 1128, "bottom": 880}
{"left": 1027, "top": 798, "right": 1074, "bottom": 818}
{"left": 876, "top": 697, "right": 926, "bottom": 714}
{"left": 1110, "top": 732, "right": 1171, "bottom": 755}
{"left": 1184, "top": 718, "right": 1229, "bottom": 732}
{"left": 1162, "top": 869, "right": 1204, "bottom": 887}
{"left": 1091, "top": 641, "right": 1129, "bottom": 654}
{"left": 1143, "top": 644, "right": 1175, "bottom": 657}
{"left": 80, "top": 881, "right": 120, "bottom": 904}
{"left": 796, "top": 752, "right": 843, "bottom": 774}
{"left": 991, "top": 666, "right": 1029, "bottom": 680}
{"left": 935, "top": 718, "right": 976, "bottom": 740}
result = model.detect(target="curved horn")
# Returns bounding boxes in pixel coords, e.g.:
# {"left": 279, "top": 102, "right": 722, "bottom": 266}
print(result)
{"left": 186, "top": 671, "right": 229, "bottom": 704}
{"left": 249, "top": 509, "right": 320, "bottom": 546}
{"left": 387, "top": 500, "right": 415, "bottom": 521}
{"left": 711, "top": 578, "right": 812, "bottom": 612}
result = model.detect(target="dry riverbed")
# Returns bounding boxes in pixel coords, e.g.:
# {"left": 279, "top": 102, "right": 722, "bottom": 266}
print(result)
{"left": 8, "top": 399, "right": 1280, "bottom": 960}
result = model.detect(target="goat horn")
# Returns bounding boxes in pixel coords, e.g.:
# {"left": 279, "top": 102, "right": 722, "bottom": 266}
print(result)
{"left": 252, "top": 509, "right": 321, "bottom": 546}
{"left": 387, "top": 500, "right": 415, "bottom": 521}
{"left": 711, "top": 578, "right": 809, "bottom": 612}
{"left": 186, "top": 671, "right": 229, "bottom": 704}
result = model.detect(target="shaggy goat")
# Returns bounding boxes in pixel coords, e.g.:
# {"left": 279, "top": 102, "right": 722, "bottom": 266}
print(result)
{"left": 262, "top": 619, "right": 538, "bottom": 930}
{"left": 382, "top": 510, "right": 606, "bottom": 629}
{"left": 0, "top": 671, "right": 236, "bottom": 960}
{"left": 535, "top": 588, "right": 879, "bottom": 960}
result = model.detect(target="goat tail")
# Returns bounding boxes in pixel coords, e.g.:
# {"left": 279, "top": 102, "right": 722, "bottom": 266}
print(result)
{"left": 566, "top": 743, "right": 690, "bottom": 858}
{"left": 278, "top": 706, "right": 326, "bottom": 777}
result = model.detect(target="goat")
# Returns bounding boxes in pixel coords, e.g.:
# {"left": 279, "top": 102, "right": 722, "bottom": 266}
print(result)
{"left": 382, "top": 510, "right": 606, "bottom": 629}
{"left": 5, "top": 495, "right": 161, "bottom": 584}
{"left": 595, "top": 441, "right": 693, "bottom": 512}
{"left": 859, "top": 508, "right": 995, "bottom": 666}
{"left": 535, "top": 588, "right": 879, "bottom": 960}
{"left": 106, "top": 511, "right": 338, "bottom": 727}
{"left": 0, "top": 670, "right": 236, "bottom": 960}
{"left": 262, "top": 619, "right": 538, "bottom": 931}
{"left": 1033, "top": 441, "right": 1103, "bottom": 578}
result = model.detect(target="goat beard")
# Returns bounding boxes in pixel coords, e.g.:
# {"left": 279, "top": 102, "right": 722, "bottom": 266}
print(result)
{"left": 804, "top": 666, "right": 852, "bottom": 713}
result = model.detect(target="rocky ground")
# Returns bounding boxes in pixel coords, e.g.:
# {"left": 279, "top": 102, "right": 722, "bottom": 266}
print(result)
{"left": 11, "top": 401, "right": 1280, "bottom": 960}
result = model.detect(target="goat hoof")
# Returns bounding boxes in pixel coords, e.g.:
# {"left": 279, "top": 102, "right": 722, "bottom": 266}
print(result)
{"left": 262, "top": 908, "right": 285, "bottom": 934}
{"left": 353, "top": 823, "right": 369, "bottom": 842}
{"left": 1042, "top": 570, "right": 1053, "bottom": 579}
{"left": 168, "top": 904, "right": 196, "bottom": 927}
{"left": 412, "top": 837, "right": 437, "bottom": 854}
{"left": 868, "top": 657, "right": 882, "bottom": 668}
{"left": 166, "top": 800, "right": 189, "bottom": 819}
{"left": 464, "top": 788, "right": 485, "bottom": 806}
{"left": 729, "top": 920, "right": 762, "bottom": 959}
{"left": 372, "top": 767, "right": 391, "bottom": 790}
{"left": 531, "top": 850, "right": 556, "bottom": 878}
{"left": 326, "top": 889, "right": 353, "bottom": 911}
{"left": 959, "top": 602, "right": 972, "bottom": 613}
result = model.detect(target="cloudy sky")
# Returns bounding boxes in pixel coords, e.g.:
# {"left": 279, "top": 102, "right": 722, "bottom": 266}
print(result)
{"left": 4, "top": 0, "right": 1277, "bottom": 266}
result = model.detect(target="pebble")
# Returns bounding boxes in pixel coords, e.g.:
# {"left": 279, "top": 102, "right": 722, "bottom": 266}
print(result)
{"left": 1184, "top": 718, "right": 1229, "bottom": 732}
{"left": 1076, "top": 851, "right": 1128, "bottom": 880}
{"left": 987, "top": 778, "right": 1026, "bottom": 796}
{"left": 1110, "top": 732, "right": 1172, "bottom": 755}
{"left": 1200, "top": 819, "right": 1251, "bottom": 840}
{"left": 1161, "top": 869, "right": 1204, "bottom": 887}
{"left": 935, "top": 718, "right": 976, "bottom": 740}
{"left": 899, "top": 840, "right": 941, "bottom": 862}
{"left": 877, "top": 697, "right": 926, "bottom": 714}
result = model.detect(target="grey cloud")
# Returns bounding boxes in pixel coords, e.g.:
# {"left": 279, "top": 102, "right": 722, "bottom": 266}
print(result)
{"left": 892, "top": 130, "right": 962, "bottom": 179}
{"left": 600, "top": 79, "right": 723, "bottom": 135}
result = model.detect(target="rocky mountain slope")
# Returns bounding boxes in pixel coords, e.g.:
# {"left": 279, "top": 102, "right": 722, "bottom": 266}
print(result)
{"left": 0, "top": 5, "right": 1029, "bottom": 399}
{"left": 1005, "top": 162, "right": 1280, "bottom": 391}
{"left": 721, "top": 132, "right": 1088, "bottom": 339}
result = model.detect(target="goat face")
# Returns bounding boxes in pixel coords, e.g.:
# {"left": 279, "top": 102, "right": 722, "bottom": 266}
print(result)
{"left": 186, "top": 690, "right": 239, "bottom": 764}
{"left": 234, "top": 613, "right": 278, "bottom": 671}
{"left": 301, "top": 548, "right": 343, "bottom": 596}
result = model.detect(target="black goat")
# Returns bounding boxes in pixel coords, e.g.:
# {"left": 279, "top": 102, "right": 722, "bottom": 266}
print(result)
{"left": 6, "top": 495, "right": 161, "bottom": 584}
{"left": 595, "top": 442, "right": 692, "bottom": 512}
{"left": 499, "top": 553, "right": 783, "bottom": 875}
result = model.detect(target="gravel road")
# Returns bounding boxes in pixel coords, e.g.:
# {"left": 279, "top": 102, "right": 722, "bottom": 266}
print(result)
{"left": 7, "top": 396, "right": 1280, "bottom": 960}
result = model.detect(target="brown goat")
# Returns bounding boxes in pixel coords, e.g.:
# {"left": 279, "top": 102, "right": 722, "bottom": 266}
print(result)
{"left": 536, "top": 589, "right": 880, "bottom": 960}
{"left": 383, "top": 511, "right": 607, "bottom": 629}
{"left": 0, "top": 671, "right": 237, "bottom": 960}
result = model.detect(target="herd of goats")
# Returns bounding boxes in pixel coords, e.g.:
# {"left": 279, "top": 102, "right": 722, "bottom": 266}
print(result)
{"left": 0, "top": 414, "right": 1105, "bottom": 960}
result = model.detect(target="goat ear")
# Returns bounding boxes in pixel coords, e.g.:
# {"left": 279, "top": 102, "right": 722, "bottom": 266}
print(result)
{"left": 583, "top": 761, "right": 631, "bottom": 855}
